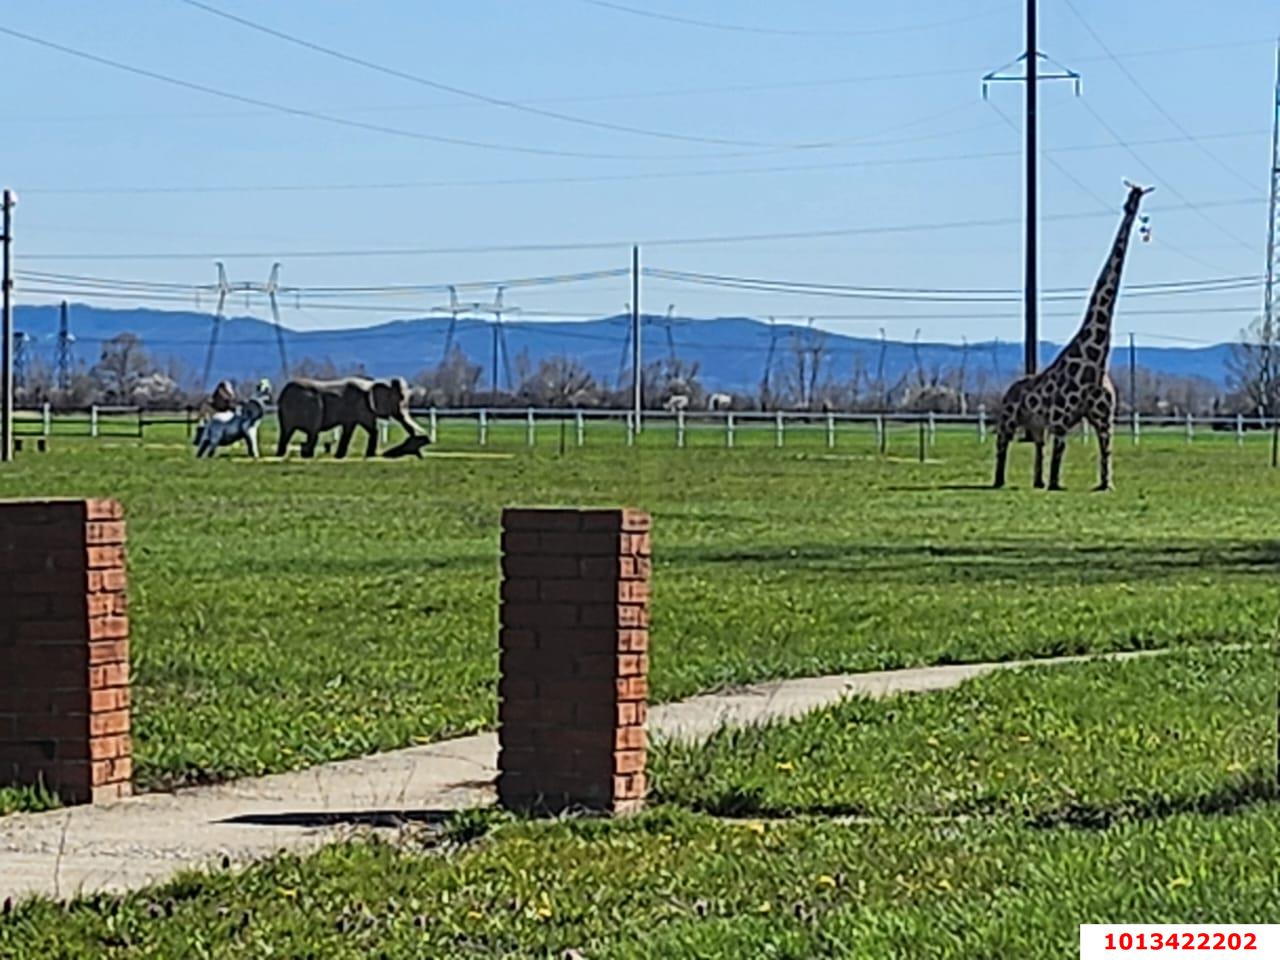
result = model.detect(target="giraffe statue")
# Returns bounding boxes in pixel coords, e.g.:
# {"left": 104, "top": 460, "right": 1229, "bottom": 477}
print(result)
{"left": 993, "top": 180, "right": 1153, "bottom": 492}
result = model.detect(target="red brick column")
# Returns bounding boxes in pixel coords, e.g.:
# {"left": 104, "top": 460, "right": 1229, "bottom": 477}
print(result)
{"left": 498, "top": 508, "right": 650, "bottom": 814}
{"left": 0, "top": 499, "right": 132, "bottom": 804}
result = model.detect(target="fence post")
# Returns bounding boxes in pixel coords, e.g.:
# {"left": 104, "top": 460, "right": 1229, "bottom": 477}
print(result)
{"left": 90, "top": 404, "right": 99, "bottom": 438}
{"left": 429, "top": 406, "right": 438, "bottom": 443}
{"left": 526, "top": 407, "right": 536, "bottom": 447}
{"left": 927, "top": 411, "right": 936, "bottom": 446}
{"left": 875, "top": 415, "right": 885, "bottom": 454}
{"left": 479, "top": 408, "right": 488, "bottom": 447}
{"left": 626, "top": 411, "right": 635, "bottom": 446}
{"left": 775, "top": 410, "right": 784, "bottom": 448}
{"left": 978, "top": 404, "right": 987, "bottom": 443}
{"left": 826, "top": 412, "right": 835, "bottom": 449}
{"left": 726, "top": 412, "right": 735, "bottom": 448}
{"left": 1185, "top": 411, "right": 1193, "bottom": 443}
{"left": 575, "top": 410, "right": 585, "bottom": 447}
{"left": 42, "top": 402, "right": 52, "bottom": 437}
{"left": 676, "top": 409, "right": 685, "bottom": 448}
{"left": 379, "top": 420, "right": 389, "bottom": 446}
{"left": 1131, "top": 410, "right": 1140, "bottom": 445}
{"left": 136, "top": 408, "right": 143, "bottom": 440}
{"left": 1237, "top": 413, "right": 1244, "bottom": 446}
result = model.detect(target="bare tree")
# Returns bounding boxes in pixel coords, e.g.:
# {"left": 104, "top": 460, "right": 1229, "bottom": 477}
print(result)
{"left": 517, "top": 355, "right": 600, "bottom": 407}
{"left": 91, "top": 333, "right": 152, "bottom": 403}
{"left": 1226, "top": 315, "right": 1280, "bottom": 417}
{"left": 415, "top": 346, "right": 483, "bottom": 407}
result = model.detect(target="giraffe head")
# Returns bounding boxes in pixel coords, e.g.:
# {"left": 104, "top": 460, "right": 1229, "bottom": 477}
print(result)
{"left": 1121, "top": 179, "right": 1155, "bottom": 214}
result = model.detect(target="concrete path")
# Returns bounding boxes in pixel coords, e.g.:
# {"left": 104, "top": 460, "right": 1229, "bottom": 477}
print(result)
{"left": 0, "top": 648, "right": 1166, "bottom": 902}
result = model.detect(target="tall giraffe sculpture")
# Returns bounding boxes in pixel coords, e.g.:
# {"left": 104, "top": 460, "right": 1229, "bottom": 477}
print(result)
{"left": 993, "top": 181, "right": 1154, "bottom": 491}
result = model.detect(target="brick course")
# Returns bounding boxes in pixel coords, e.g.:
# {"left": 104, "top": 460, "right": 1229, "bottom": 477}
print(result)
{"left": 497, "top": 507, "right": 650, "bottom": 814}
{"left": 0, "top": 499, "right": 133, "bottom": 804}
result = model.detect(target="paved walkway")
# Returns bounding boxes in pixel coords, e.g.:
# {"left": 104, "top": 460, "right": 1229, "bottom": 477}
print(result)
{"left": 0, "top": 649, "right": 1165, "bottom": 902}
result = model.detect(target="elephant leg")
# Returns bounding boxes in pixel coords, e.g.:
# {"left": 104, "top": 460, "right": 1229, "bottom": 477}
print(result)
{"left": 365, "top": 423, "right": 379, "bottom": 457}
{"left": 277, "top": 426, "right": 294, "bottom": 458}
{"left": 301, "top": 431, "right": 319, "bottom": 459}
{"left": 335, "top": 423, "right": 356, "bottom": 459}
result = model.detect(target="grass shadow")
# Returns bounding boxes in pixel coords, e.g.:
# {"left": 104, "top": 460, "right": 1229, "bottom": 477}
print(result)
{"left": 1026, "top": 774, "right": 1279, "bottom": 832}
{"left": 671, "top": 538, "right": 1280, "bottom": 585}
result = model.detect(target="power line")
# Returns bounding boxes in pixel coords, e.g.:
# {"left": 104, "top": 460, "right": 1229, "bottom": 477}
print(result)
{"left": 0, "top": 24, "right": 807, "bottom": 163}
{"left": 15, "top": 267, "right": 631, "bottom": 298}
{"left": 0, "top": 22, "right": 1001, "bottom": 164}
{"left": 20, "top": 196, "right": 1266, "bottom": 262}
{"left": 176, "top": 0, "right": 829, "bottom": 150}
{"left": 19, "top": 127, "right": 1265, "bottom": 197}
{"left": 1073, "top": 94, "right": 1257, "bottom": 256}
{"left": 579, "top": 0, "right": 1011, "bottom": 38}
{"left": 644, "top": 266, "right": 1262, "bottom": 301}
{"left": 985, "top": 98, "right": 1234, "bottom": 274}
{"left": 4, "top": 38, "right": 1268, "bottom": 122}
{"left": 1060, "top": 0, "right": 1260, "bottom": 193}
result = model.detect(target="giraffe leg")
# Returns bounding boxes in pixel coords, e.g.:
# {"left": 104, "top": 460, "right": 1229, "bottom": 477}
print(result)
{"left": 1032, "top": 431, "right": 1046, "bottom": 489}
{"left": 1047, "top": 432, "right": 1068, "bottom": 490}
{"left": 1093, "top": 424, "right": 1113, "bottom": 491}
{"left": 993, "top": 423, "right": 1015, "bottom": 489}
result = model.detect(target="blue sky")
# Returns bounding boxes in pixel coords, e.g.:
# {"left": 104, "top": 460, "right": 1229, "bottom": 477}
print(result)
{"left": 5, "top": 0, "right": 1277, "bottom": 347}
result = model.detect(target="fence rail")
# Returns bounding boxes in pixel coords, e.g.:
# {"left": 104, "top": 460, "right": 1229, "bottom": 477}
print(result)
{"left": 12, "top": 402, "right": 1280, "bottom": 451}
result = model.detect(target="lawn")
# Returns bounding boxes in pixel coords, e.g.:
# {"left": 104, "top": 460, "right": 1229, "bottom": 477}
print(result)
{"left": 2, "top": 647, "right": 1275, "bottom": 958}
{"left": 0, "top": 421, "right": 1275, "bottom": 794}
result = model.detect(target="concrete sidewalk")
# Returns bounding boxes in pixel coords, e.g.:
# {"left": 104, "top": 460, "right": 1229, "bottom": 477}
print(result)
{"left": 0, "top": 649, "right": 1164, "bottom": 902}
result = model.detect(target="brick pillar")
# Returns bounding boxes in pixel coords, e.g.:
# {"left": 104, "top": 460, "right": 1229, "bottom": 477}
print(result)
{"left": 0, "top": 499, "right": 132, "bottom": 804}
{"left": 498, "top": 508, "right": 650, "bottom": 814}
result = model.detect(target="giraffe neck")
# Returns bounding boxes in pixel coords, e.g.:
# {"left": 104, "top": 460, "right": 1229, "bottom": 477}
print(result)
{"left": 1062, "top": 198, "right": 1143, "bottom": 366}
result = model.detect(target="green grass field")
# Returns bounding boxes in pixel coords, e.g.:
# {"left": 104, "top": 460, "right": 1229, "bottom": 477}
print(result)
{"left": 2, "top": 649, "right": 1275, "bottom": 957}
{"left": 0, "top": 422, "right": 1275, "bottom": 793}
{"left": 0, "top": 424, "right": 1276, "bottom": 954}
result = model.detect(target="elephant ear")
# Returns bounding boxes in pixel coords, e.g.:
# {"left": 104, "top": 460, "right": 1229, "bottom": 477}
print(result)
{"left": 370, "top": 379, "right": 408, "bottom": 417}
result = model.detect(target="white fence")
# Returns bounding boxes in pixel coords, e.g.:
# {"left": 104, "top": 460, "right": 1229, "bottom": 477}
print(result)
{"left": 14, "top": 403, "right": 1279, "bottom": 449}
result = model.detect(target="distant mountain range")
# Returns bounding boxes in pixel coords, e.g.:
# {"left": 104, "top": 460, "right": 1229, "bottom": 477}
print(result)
{"left": 12, "top": 303, "right": 1233, "bottom": 394}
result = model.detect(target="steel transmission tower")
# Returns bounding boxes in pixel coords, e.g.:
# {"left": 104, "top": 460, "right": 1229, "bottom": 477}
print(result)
{"left": 201, "top": 262, "right": 288, "bottom": 390}
{"left": 1265, "top": 40, "right": 1279, "bottom": 336}
{"left": 12, "top": 331, "right": 31, "bottom": 391}
{"left": 56, "top": 300, "right": 75, "bottom": 391}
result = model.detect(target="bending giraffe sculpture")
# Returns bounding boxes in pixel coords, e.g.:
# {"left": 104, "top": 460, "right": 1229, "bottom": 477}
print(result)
{"left": 993, "top": 180, "right": 1154, "bottom": 492}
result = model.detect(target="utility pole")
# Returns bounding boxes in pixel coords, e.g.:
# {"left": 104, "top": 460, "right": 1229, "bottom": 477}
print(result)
{"left": 631, "top": 245, "right": 641, "bottom": 431}
{"left": 57, "top": 300, "right": 74, "bottom": 392}
{"left": 1024, "top": 0, "right": 1038, "bottom": 377}
{"left": 983, "top": 0, "right": 1080, "bottom": 378}
{"left": 1, "top": 189, "right": 15, "bottom": 463}
{"left": 1128, "top": 332, "right": 1137, "bottom": 417}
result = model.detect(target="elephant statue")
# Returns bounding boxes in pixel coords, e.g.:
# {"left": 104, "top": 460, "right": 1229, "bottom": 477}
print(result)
{"left": 276, "top": 376, "right": 421, "bottom": 458}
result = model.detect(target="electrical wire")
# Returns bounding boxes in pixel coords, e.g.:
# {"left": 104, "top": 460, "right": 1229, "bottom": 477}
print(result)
{"left": 21, "top": 196, "right": 1266, "bottom": 262}
{"left": 176, "top": 0, "right": 832, "bottom": 149}
{"left": 984, "top": 99, "right": 1236, "bottom": 274}
{"left": 1073, "top": 97, "right": 1257, "bottom": 256}
{"left": 0, "top": 23, "right": 849, "bottom": 163}
{"left": 579, "top": 0, "right": 1010, "bottom": 38}
{"left": 1060, "top": 0, "right": 1260, "bottom": 194}
{"left": 20, "top": 127, "right": 1265, "bottom": 197}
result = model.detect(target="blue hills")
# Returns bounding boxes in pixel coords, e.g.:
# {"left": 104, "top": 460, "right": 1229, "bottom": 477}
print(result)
{"left": 12, "top": 303, "right": 1232, "bottom": 394}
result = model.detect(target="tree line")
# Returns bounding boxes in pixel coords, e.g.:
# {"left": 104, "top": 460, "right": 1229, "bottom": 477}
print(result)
{"left": 11, "top": 321, "right": 1276, "bottom": 419}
